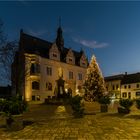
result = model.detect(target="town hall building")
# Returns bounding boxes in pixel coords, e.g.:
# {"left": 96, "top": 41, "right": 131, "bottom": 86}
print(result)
{"left": 12, "top": 26, "right": 88, "bottom": 101}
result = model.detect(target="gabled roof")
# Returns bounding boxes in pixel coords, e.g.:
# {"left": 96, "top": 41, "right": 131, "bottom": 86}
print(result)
{"left": 121, "top": 73, "right": 140, "bottom": 84}
{"left": 105, "top": 72, "right": 140, "bottom": 84}
{"left": 19, "top": 30, "right": 87, "bottom": 66}
{"left": 20, "top": 31, "right": 52, "bottom": 59}
{"left": 105, "top": 74, "right": 124, "bottom": 81}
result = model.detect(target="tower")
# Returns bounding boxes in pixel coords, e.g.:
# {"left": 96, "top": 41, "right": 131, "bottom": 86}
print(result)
{"left": 55, "top": 17, "right": 64, "bottom": 51}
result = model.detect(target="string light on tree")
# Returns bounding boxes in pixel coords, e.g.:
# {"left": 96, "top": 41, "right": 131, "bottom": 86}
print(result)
{"left": 84, "top": 55, "right": 106, "bottom": 99}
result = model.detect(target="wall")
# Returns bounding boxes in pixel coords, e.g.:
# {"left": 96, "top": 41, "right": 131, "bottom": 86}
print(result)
{"left": 121, "top": 83, "right": 140, "bottom": 99}
{"left": 24, "top": 54, "right": 86, "bottom": 101}
{"left": 105, "top": 80, "right": 121, "bottom": 98}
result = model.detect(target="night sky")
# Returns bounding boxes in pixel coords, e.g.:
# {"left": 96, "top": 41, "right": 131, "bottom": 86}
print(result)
{"left": 1, "top": 1, "right": 140, "bottom": 85}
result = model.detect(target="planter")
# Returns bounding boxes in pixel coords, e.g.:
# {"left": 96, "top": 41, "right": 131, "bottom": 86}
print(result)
{"left": 100, "top": 104, "right": 108, "bottom": 112}
{"left": 6, "top": 117, "right": 14, "bottom": 127}
{"left": 6, "top": 119, "right": 24, "bottom": 131}
{"left": 118, "top": 107, "right": 130, "bottom": 114}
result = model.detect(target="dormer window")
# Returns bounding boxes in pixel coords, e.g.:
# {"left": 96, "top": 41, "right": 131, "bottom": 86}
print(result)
{"left": 53, "top": 53, "right": 57, "bottom": 57}
{"left": 80, "top": 53, "right": 87, "bottom": 68}
{"left": 82, "top": 62, "right": 86, "bottom": 65}
{"left": 69, "top": 58, "right": 73, "bottom": 62}
{"left": 66, "top": 49, "right": 75, "bottom": 65}
{"left": 49, "top": 43, "right": 60, "bottom": 61}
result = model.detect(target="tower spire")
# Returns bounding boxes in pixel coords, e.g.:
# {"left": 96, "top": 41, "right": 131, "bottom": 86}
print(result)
{"left": 56, "top": 17, "right": 64, "bottom": 50}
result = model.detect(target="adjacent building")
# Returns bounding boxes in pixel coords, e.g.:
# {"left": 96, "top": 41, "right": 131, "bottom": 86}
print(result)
{"left": 105, "top": 72, "right": 140, "bottom": 99}
{"left": 105, "top": 74, "right": 123, "bottom": 99}
{"left": 121, "top": 73, "right": 140, "bottom": 99}
{"left": 12, "top": 26, "right": 88, "bottom": 101}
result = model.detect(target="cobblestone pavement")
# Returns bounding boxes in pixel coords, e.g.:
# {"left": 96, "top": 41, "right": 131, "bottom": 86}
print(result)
{"left": 0, "top": 101, "right": 140, "bottom": 140}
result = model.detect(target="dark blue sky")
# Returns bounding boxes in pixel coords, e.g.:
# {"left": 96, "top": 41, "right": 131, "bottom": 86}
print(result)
{"left": 1, "top": 1, "right": 140, "bottom": 84}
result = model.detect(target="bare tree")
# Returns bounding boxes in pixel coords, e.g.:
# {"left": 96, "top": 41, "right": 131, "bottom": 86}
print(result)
{"left": 0, "top": 41, "right": 18, "bottom": 84}
{"left": 0, "top": 19, "right": 6, "bottom": 47}
{"left": 0, "top": 19, "right": 18, "bottom": 85}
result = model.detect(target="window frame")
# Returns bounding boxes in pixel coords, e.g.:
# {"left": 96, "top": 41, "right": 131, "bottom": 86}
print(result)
{"left": 30, "top": 63, "right": 40, "bottom": 74}
{"left": 46, "top": 66, "right": 52, "bottom": 76}
{"left": 137, "top": 84, "right": 139, "bottom": 88}
{"left": 32, "top": 81, "right": 40, "bottom": 90}
{"left": 46, "top": 82, "right": 52, "bottom": 91}
{"left": 69, "top": 71, "right": 73, "bottom": 79}
{"left": 122, "top": 92, "right": 127, "bottom": 98}
{"left": 78, "top": 73, "right": 82, "bottom": 80}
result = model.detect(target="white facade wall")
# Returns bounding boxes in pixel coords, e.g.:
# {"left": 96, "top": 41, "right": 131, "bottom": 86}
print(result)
{"left": 105, "top": 80, "right": 121, "bottom": 98}
{"left": 25, "top": 54, "right": 86, "bottom": 101}
{"left": 121, "top": 83, "right": 140, "bottom": 99}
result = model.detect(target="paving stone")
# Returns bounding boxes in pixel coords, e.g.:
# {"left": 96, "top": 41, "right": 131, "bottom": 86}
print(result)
{"left": 1, "top": 102, "right": 140, "bottom": 139}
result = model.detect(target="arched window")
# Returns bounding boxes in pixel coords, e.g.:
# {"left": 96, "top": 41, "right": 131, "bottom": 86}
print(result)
{"left": 30, "top": 63, "right": 35, "bottom": 74}
{"left": 32, "top": 81, "right": 40, "bottom": 90}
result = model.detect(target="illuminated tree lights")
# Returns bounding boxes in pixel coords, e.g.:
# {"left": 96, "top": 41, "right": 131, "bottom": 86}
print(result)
{"left": 84, "top": 55, "right": 106, "bottom": 99}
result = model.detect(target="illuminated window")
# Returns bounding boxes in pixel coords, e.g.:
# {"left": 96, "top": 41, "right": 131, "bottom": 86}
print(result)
{"left": 136, "top": 92, "right": 140, "bottom": 97}
{"left": 46, "top": 67, "right": 52, "bottom": 76}
{"left": 122, "top": 92, "right": 127, "bottom": 98}
{"left": 116, "top": 84, "right": 119, "bottom": 89}
{"left": 78, "top": 73, "right": 82, "bottom": 80}
{"left": 32, "top": 95, "right": 40, "bottom": 101}
{"left": 36, "top": 95, "right": 40, "bottom": 101}
{"left": 32, "top": 81, "right": 40, "bottom": 90}
{"left": 69, "top": 71, "right": 73, "bottom": 79}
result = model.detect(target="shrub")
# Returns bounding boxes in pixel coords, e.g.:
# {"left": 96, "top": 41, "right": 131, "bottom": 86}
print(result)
{"left": 0, "top": 99, "right": 5, "bottom": 112}
{"left": 98, "top": 95, "right": 111, "bottom": 105}
{"left": 70, "top": 95, "right": 84, "bottom": 118}
{"left": 119, "top": 99, "right": 133, "bottom": 110}
{"left": 135, "top": 98, "right": 140, "bottom": 109}
{"left": 2, "top": 96, "right": 28, "bottom": 115}
{"left": 1, "top": 96, "right": 28, "bottom": 131}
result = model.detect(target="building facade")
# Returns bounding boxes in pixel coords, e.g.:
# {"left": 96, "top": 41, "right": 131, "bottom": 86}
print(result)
{"left": 105, "top": 74, "right": 123, "bottom": 99}
{"left": 105, "top": 73, "right": 140, "bottom": 99}
{"left": 121, "top": 73, "right": 140, "bottom": 99}
{"left": 12, "top": 26, "right": 88, "bottom": 101}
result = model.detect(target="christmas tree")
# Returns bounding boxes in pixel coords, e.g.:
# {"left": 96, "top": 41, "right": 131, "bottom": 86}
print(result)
{"left": 84, "top": 55, "right": 106, "bottom": 100}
